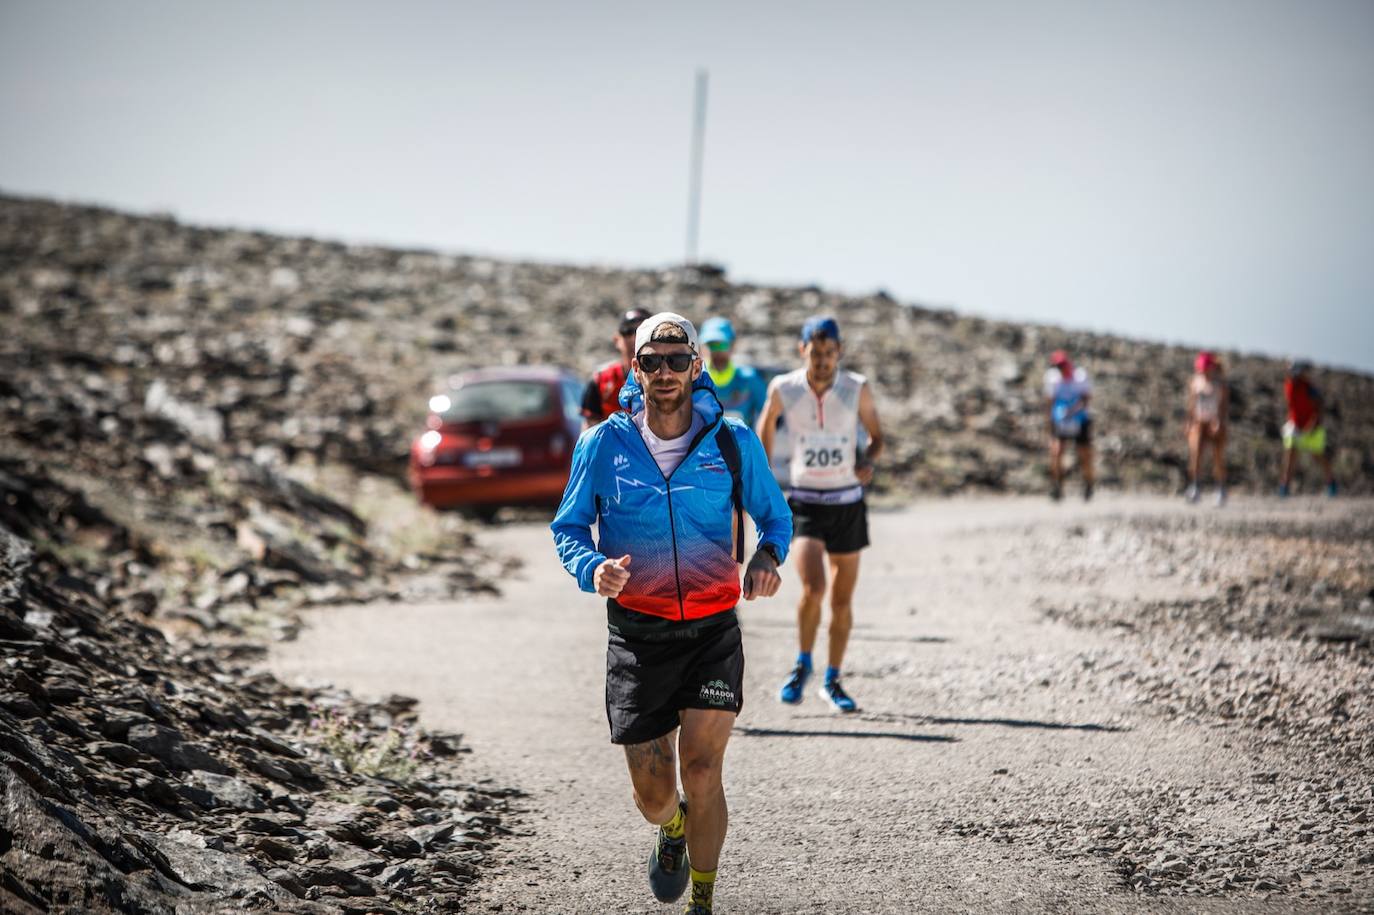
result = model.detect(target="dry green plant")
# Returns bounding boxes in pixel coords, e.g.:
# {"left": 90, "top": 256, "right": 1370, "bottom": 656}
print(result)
{"left": 307, "top": 704, "right": 427, "bottom": 781}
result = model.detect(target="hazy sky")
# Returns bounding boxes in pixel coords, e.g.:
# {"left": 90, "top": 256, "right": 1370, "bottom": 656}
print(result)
{"left": 3, "top": 1, "right": 1372, "bottom": 371}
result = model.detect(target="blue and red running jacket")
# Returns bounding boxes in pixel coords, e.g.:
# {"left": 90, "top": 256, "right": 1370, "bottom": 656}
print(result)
{"left": 551, "top": 372, "right": 792, "bottom": 623}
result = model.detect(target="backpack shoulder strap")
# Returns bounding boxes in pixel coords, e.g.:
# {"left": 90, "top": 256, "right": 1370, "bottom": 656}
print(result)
{"left": 714, "top": 422, "right": 745, "bottom": 563}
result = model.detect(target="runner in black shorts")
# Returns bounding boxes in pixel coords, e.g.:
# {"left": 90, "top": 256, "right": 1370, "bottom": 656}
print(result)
{"left": 757, "top": 316, "right": 884, "bottom": 713}
{"left": 786, "top": 498, "right": 869, "bottom": 554}
{"left": 552, "top": 313, "right": 792, "bottom": 915}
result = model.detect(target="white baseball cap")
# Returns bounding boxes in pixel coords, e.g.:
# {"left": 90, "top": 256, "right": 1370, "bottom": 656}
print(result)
{"left": 634, "top": 312, "right": 699, "bottom": 354}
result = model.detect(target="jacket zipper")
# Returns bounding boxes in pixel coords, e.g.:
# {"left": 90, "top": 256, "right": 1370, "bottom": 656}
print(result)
{"left": 626, "top": 411, "right": 720, "bottom": 621}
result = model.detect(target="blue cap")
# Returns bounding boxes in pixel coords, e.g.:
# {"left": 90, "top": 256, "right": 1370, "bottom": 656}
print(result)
{"left": 700, "top": 316, "right": 735, "bottom": 346}
{"left": 800, "top": 315, "right": 841, "bottom": 343}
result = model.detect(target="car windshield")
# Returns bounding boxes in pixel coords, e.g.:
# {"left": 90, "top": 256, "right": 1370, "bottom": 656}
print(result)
{"left": 435, "top": 381, "right": 553, "bottom": 423}
{"left": 561, "top": 378, "right": 584, "bottom": 423}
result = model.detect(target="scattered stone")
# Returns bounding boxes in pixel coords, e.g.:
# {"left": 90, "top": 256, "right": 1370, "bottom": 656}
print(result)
{"left": 191, "top": 770, "right": 266, "bottom": 811}
{"left": 407, "top": 820, "right": 457, "bottom": 849}
{"left": 428, "top": 731, "right": 465, "bottom": 756}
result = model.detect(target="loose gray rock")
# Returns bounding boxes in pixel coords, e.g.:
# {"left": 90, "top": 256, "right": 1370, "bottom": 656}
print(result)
{"left": 190, "top": 770, "right": 266, "bottom": 812}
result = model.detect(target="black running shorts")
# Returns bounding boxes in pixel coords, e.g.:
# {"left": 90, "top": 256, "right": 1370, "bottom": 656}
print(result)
{"left": 788, "top": 497, "right": 869, "bottom": 554}
{"left": 605, "top": 615, "right": 744, "bottom": 745}
{"left": 1055, "top": 417, "right": 1093, "bottom": 446}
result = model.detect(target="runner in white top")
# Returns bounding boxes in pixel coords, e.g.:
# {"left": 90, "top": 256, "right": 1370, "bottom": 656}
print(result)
{"left": 1185, "top": 351, "right": 1229, "bottom": 505}
{"left": 756, "top": 316, "right": 883, "bottom": 712}
{"left": 775, "top": 367, "right": 865, "bottom": 502}
{"left": 1044, "top": 350, "right": 1096, "bottom": 502}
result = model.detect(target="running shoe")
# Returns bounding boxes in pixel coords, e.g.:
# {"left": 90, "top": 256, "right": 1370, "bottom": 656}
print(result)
{"left": 819, "top": 678, "right": 858, "bottom": 713}
{"left": 684, "top": 906, "right": 712, "bottom": 915}
{"left": 778, "top": 664, "right": 810, "bottom": 704}
{"left": 1214, "top": 486, "right": 1227, "bottom": 508}
{"left": 1050, "top": 482, "right": 1063, "bottom": 502}
{"left": 1185, "top": 483, "right": 1199, "bottom": 504}
{"left": 647, "top": 801, "right": 689, "bottom": 903}
{"left": 1083, "top": 482, "right": 1094, "bottom": 502}
{"left": 1328, "top": 482, "right": 1339, "bottom": 498}
{"left": 1277, "top": 483, "right": 1290, "bottom": 498}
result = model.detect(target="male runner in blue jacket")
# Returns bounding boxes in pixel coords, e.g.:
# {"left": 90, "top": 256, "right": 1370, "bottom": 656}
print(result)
{"left": 553, "top": 312, "right": 791, "bottom": 915}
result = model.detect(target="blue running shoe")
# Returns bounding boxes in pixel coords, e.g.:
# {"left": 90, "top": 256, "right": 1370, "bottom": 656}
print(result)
{"left": 1277, "top": 483, "right": 1290, "bottom": 498}
{"left": 819, "top": 678, "right": 858, "bottom": 713}
{"left": 648, "top": 801, "right": 689, "bottom": 903}
{"left": 778, "top": 664, "right": 810, "bottom": 704}
{"left": 1328, "top": 481, "right": 1338, "bottom": 497}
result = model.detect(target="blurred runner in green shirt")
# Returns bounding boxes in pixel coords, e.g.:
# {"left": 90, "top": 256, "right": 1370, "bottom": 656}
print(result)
{"left": 699, "top": 317, "right": 768, "bottom": 428}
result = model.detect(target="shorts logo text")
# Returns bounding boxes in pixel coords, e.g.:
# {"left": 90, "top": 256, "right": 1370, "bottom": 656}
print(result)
{"left": 699, "top": 679, "right": 735, "bottom": 707}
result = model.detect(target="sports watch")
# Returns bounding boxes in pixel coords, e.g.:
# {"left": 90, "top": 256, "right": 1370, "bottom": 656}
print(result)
{"left": 760, "top": 543, "right": 782, "bottom": 567}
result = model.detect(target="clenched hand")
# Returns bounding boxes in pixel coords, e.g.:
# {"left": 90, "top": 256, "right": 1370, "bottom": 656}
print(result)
{"left": 741, "top": 549, "right": 781, "bottom": 600}
{"left": 594, "top": 554, "right": 632, "bottom": 598}
{"left": 856, "top": 461, "right": 875, "bottom": 486}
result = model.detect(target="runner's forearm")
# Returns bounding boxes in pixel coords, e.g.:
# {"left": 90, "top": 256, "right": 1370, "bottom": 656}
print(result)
{"left": 739, "top": 430, "right": 792, "bottom": 563}
{"left": 551, "top": 434, "right": 610, "bottom": 591}
{"left": 860, "top": 436, "right": 883, "bottom": 466}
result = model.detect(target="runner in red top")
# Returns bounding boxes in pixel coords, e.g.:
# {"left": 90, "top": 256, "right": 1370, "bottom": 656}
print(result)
{"left": 582, "top": 307, "right": 651, "bottom": 430}
{"left": 1279, "top": 360, "right": 1336, "bottom": 497}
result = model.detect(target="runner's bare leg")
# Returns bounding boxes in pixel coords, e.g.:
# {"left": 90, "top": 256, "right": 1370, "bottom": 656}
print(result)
{"left": 624, "top": 731, "right": 679, "bottom": 826}
{"left": 826, "top": 551, "right": 861, "bottom": 670}
{"left": 1187, "top": 424, "right": 1203, "bottom": 484}
{"left": 1078, "top": 444, "right": 1095, "bottom": 486}
{"left": 793, "top": 537, "right": 827, "bottom": 655}
{"left": 1281, "top": 447, "right": 1297, "bottom": 488}
{"left": 1212, "top": 431, "right": 1227, "bottom": 485}
{"left": 677, "top": 708, "right": 735, "bottom": 872}
{"left": 1317, "top": 452, "right": 1335, "bottom": 486}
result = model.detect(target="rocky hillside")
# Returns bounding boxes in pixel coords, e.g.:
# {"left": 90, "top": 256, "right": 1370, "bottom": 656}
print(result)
{"left": 4, "top": 193, "right": 1369, "bottom": 500}
{"left": 1, "top": 461, "right": 514, "bottom": 913}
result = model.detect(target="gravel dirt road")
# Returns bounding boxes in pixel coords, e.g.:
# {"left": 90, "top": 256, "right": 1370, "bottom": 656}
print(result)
{"left": 269, "top": 494, "right": 1373, "bottom": 914}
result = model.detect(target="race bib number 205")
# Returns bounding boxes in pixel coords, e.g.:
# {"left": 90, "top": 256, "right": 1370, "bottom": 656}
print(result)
{"left": 792, "top": 430, "right": 854, "bottom": 483}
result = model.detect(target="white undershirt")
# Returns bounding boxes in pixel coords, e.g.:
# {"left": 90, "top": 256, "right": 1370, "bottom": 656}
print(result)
{"left": 634, "top": 411, "right": 705, "bottom": 478}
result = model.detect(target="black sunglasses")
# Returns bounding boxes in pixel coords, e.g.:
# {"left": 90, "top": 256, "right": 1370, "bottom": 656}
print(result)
{"left": 637, "top": 352, "right": 695, "bottom": 374}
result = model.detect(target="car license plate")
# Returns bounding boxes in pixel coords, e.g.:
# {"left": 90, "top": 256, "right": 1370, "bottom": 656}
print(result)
{"left": 465, "top": 447, "right": 521, "bottom": 468}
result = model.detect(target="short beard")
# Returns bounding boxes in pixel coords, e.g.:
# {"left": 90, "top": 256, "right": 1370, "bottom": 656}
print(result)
{"left": 646, "top": 386, "right": 689, "bottom": 416}
{"left": 809, "top": 365, "right": 836, "bottom": 384}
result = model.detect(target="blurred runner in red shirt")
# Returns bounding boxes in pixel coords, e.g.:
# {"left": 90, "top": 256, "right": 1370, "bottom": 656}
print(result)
{"left": 1279, "top": 360, "right": 1336, "bottom": 497}
{"left": 582, "top": 307, "right": 651, "bottom": 430}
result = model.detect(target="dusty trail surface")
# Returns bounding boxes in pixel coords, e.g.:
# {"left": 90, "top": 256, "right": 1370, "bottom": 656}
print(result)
{"left": 270, "top": 495, "right": 1374, "bottom": 914}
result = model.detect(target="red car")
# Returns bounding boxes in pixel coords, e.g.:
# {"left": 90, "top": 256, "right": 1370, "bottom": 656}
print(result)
{"left": 409, "top": 366, "right": 585, "bottom": 517}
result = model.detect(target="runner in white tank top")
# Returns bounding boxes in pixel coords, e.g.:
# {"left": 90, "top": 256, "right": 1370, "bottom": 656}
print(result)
{"left": 772, "top": 366, "right": 866, "bottom": 504}
{"left": 757, "top": 315, "right": 884, "bottom": 713}
{"left": 1185, "top": 351, "right": 1230, "bottom": 505}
